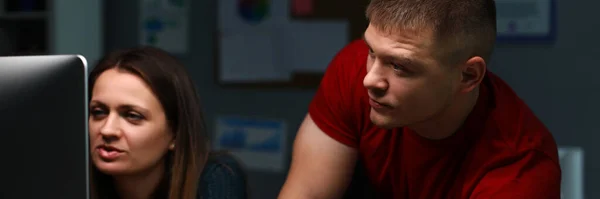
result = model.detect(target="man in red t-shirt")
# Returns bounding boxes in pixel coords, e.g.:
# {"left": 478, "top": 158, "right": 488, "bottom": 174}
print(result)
{"left": 278, "top": 0, "right": 561, "bottom": 199}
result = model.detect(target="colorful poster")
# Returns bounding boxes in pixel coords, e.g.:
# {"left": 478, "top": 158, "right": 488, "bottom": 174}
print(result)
{"left": 140, "top": 0, "right": 188, "bottom": 54}
{"left": 217, "top": 0, "right": 349, "bottom": 82}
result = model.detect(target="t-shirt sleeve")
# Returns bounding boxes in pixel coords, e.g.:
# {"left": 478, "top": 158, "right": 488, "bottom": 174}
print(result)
{"left": 470, "top": 150, "right": 562, "bottom": 199}
{"left": 308, "top": 40, "right": 367, "bottom": 148}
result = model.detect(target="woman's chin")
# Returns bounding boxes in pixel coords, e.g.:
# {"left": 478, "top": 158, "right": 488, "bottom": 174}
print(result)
{"left": 93, "top": 160, "right": 131, "bottom": 176}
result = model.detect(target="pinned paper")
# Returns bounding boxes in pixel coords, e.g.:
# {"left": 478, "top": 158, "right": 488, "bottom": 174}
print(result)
{"left": 215, "top": 116, "right": 287, "bottom": 173}
{"left": 219, "top": 27, "right": 290, "bottom": 82}
{"left": 139, "top": 0, "right": 189, "bottom": 54}
{"left": 292, "top": 0, "right": 313, "bottom": 16}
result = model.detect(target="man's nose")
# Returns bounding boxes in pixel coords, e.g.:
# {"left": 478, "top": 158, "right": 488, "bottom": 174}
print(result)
{"left": 363, "top": 62, "right": 389, "bottom": 94}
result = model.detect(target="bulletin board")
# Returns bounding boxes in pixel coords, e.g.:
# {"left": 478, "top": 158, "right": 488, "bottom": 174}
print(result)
{"left": 214, "top": 0, "right": 552, "bottom": 89}
{"left": 214, "top": 0, "right": 370, "bottom": 89}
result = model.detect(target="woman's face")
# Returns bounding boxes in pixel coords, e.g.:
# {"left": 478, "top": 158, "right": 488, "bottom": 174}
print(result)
{"left": 89, "top": 68, "right": 174, "bottom": 176}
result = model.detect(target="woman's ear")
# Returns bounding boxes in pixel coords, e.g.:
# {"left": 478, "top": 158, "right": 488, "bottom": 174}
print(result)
{"left": 169, "top": 140, "right": 175, "bottom": 151}
{"left": 168, "top": 130, "right": 176, "bottom": 150}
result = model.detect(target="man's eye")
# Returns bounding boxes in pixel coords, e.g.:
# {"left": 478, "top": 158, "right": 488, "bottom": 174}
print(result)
{"left": 392, "top": 63, "right": 404, "bottom": 71}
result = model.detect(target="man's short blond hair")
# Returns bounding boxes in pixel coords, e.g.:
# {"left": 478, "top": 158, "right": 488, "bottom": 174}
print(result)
{"left": 366, "top": 0, "right": 497, "bottom": 65}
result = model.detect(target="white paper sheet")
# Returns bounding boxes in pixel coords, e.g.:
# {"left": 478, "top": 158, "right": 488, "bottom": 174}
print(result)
{"left": 139, "top": 0, "right": 189, "bottom": 54}
{"left": 218, "top": 0, "right": 291, "bottom": 82}
{"left": 214, "top": 116, "right": 287, "bottom": 173}
{"left": 283, "top": 21, "right": 349, "bottom": 73}
{"left": 219, "top": 27, "right": 290, "bottom": 82}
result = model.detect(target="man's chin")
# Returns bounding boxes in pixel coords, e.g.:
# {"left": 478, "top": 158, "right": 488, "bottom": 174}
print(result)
{"left": 369, "top": 110, "right": 404, "bottom": 129}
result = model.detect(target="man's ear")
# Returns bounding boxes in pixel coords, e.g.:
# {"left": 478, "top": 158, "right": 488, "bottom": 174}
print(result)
{"left": 459, "top": 56, "right": 487, "bottom": 93}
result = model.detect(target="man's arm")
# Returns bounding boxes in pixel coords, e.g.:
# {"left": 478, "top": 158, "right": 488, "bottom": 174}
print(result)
{"left": 278, "top": 114, "right": 358, "bottom": 199}
{"left": 470, "top": 150, "right": 561, "bottom": 199}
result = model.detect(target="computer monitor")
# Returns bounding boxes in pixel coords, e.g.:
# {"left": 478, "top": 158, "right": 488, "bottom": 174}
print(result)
{"left": 0, "top": 55, "right": 89, "bottom": 199}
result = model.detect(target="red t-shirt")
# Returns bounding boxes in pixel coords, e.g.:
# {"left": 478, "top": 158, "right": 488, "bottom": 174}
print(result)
{"left": 308, "top": 40, "right": 561, "bottom": 199}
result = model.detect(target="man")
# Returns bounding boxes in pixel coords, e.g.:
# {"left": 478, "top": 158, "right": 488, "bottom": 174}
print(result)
{"left": 278, "top": 0, "right": 561, "bottom": 198}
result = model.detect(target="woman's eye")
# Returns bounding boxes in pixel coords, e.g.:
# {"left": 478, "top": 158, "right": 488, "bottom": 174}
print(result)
{"left": 90, "top": 109, "right": 106, "bottom": 116}
{"left": 125, "top": 112, "right": 145, "bottom": 120}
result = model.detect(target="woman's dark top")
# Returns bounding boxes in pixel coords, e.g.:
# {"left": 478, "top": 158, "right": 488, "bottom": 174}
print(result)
{"left": 198, "top": 153, "right": 248, "bottom": 199}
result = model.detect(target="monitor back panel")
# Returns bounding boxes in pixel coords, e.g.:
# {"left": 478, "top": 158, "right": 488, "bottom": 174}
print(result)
{"left": 0, "top": 55, "right": 89, "bottom": 199}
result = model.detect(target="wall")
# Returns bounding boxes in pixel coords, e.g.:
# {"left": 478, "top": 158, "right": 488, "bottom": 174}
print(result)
{"left": 104, "top": 1, "right": 598, "bottom": 198}
{"left": 491, "top": 1, "right": 599, "bottom": 198}
{"left": 52, "top": 0, "right": 103, "bottom": 65}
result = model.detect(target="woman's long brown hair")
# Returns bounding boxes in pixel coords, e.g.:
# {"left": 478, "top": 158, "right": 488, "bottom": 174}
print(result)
{"left": 88, "top": 46, "right": 209, "bottom": 199}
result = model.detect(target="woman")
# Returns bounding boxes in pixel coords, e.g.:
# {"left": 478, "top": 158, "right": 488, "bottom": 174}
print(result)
{"left": 88, "top": 47, "right": 247, "bottom": 199}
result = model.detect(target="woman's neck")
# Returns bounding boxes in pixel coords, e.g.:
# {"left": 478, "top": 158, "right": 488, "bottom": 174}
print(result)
{"left": 113, "top": 162, "right": 166, "bottom": 199}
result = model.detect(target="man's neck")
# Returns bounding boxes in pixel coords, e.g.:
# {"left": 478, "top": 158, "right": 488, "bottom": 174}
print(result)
{"left": 113, "top": 162, "right": 165, "bottom": 199}
{"left": 408, "top": 89, "right": 480, "bottom": 140}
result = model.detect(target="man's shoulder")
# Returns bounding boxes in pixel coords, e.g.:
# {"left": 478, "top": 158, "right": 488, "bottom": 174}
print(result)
{"left": 328, "top": 39, "right": 369, "bottom": 72}
{"left": 484, "top": 72, "right": 558, "bottom": 162}
{"left": 341, "top": 39, "right": 369, "bottom": 54}
{"left": 307, "top": 39, "right": 371, "bottom": 148}
{"left": 485, "top": 71, "right": 551, "bottom": 137}
{"left": 323, "top": 39, "right": 370, "bottom": 92}
{"left": 315, "top": 39, "right": 369, "bottom": 96}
